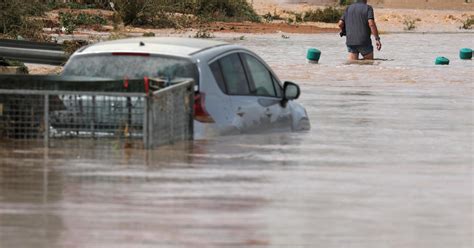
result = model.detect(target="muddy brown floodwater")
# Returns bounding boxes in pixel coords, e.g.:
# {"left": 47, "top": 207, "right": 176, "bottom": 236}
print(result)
{"left": 1, "top": 33, "right": 473, "bottom": 248}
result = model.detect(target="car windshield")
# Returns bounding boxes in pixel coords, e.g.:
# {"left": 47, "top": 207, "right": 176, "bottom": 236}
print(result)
{"left": 62, "top": 53, "right": 198, "bottom": 83}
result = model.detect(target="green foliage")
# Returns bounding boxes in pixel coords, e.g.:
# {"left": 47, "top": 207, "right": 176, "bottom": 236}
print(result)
{"left": 460, "top": 16, "right": 474, "bottom": 30}
{"left": 193, "top": 0, "right": 260, "bottom": 22}
{"left": 339, "top": 0, "right": 353, "bottom": 6}
{"left": 59, "top": 12, "right": 107, "bottom": 34}
{"left": 47, "top": 0, "right": 110, "bottom": 10}
{"left": 112, "top": 0, "right": 260, "bottom": 28}
{"left": 2, "top": 60, "right": 29, "bottom": 74}
{"left": 303, "top": 7, "right": 345, "bottom": 23}
{"left": 294, "top": 13, "right": 303, "bottom": 23}
{"left": 59, "top": 12, "right": 77, "bottom": 34}
{"left": 0, "top": 0, "right": 47, "bottom": 41}
{"left": 75, "top": 13, "right": 107, "bottom": 25}
{"left": 282, "top": 10, "right": 303, "bottom": 24}
{"left": 143, "top": 32, "right": 156, "bottom": 37}
{"left": 262, "top": 11, "right": 283, "bottom": 23}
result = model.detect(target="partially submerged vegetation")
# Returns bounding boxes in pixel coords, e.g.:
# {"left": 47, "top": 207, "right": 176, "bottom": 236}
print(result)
{"left": 403, "top": 17, "right": 419, "bottom": 31}
{"left": 460, "top": 16, "right": 474, "bottom": 29}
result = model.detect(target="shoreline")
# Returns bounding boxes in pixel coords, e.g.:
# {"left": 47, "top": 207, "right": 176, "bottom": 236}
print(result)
{"left": 27, "top": 30, "right": 473, "bottom": 75}
{"left": 38, "top": 4, "right": 474, "bottom": 39}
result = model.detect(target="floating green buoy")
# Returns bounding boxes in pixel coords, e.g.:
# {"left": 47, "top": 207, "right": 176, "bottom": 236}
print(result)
{"left": 307, "top": 48, "right": 321, "bottom": 63}
{"left": 460, "top": 48, "right": 472, "bottom": 60}
{"left": 435, "top": 56, "right": 450, "bottom": 65}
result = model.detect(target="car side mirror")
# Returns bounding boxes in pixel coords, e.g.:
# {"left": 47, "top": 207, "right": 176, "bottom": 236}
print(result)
{"left": 283, "top": 81, "right": 300, "bottom": 101}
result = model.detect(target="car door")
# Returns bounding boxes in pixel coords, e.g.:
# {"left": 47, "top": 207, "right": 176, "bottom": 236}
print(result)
{"left": 210, "top": 53, "right": 265, "bottom": 133}
{"left": 240, "top": 52, "right": 292, "bottom": 131}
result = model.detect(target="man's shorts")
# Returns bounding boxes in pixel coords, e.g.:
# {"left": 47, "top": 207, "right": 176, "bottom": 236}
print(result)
{"left": 347, "top": 45, "right": 374, "bottom": 56}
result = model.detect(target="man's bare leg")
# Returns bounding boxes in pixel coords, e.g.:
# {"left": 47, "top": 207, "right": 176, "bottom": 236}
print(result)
{"left": 362, "top": 52, "right": 374, "bottom": 60}
{"left": 348, "top": 53, "right": 359, "bottom": 60}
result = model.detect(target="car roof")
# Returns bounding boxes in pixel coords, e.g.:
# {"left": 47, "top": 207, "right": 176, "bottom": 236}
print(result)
{"left": 77, "top": 37, "right": 230, "bottom": 57}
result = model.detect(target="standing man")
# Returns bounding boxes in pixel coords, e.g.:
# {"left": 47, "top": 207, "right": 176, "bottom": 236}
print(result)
{"left": 338, "top": 0, "right": 382, "bottom": 60}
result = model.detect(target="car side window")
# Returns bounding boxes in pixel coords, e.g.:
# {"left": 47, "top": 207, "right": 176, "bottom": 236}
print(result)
{"left": 242, "top": 54, "right": 277, "bottom": 97}
{"left": 209, "top": 62, "right": 227, "bottom": 93}
{"left": 218, "top": 53, "right": 250, "bottom": 95}
{"left": 272, "top": 77, "right": 283, "bottom": 98}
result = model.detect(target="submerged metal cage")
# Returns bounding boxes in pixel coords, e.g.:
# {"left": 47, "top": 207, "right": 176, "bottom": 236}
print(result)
{"left": 0, "top": 75, "right": 194, "bottom": 149}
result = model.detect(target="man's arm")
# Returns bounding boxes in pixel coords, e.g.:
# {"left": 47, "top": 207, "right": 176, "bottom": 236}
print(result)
{"left": 339, "top": 8, "right": 347, "bottom": 36}
{"left": 338, "top": 20, "right": 345, "bottom": 31}
{"left": 368, "top": 19, "right": 382, "bottom": 51}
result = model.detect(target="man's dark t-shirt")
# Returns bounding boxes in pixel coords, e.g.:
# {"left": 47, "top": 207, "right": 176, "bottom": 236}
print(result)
{"left": 341, "top": 2, "right": 375, "bottom": 46}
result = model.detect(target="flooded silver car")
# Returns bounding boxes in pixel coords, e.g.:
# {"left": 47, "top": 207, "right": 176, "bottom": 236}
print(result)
{"left": 61, "top": 38, "right": 311, "bottom": 138}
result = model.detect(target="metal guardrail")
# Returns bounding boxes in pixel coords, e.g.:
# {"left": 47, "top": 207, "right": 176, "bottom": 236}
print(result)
{"left": 0, "top": 75, "right": 194, "bottom": 149}
{"left": 0, "top": 39, "right": 68, "bottom": 65}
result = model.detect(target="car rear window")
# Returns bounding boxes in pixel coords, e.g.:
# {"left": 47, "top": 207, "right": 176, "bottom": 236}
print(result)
{"left": 62, "top": 53, "right": 199, "bottom": 84}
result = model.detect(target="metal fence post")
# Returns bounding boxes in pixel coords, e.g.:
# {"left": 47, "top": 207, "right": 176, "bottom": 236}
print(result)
{"left": 189, "top": 85, "right": 195, "bottom": 141}
{"left": 91, "top": 96, "right": 96, "bottom": 138}
{"left": 170, "top": 91, "right": 175, "bottom": 143}
{"left": 143, "top": 96, "right": 149, "bottom": 149}
{"left": 43, "top": 94, "right": 49, "bottom": 148}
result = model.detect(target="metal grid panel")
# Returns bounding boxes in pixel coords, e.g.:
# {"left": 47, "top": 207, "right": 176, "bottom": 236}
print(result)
{"left": 147, "top": 81, "right": 194, "bottom": 148}
{"left": 0, "top": 79, "right": 194, "bottom": 149}
{"left": 0, "top": 93, "right": 144, "bottom": 140}
{"left": 50, "top": 94, "right": 145, "bottom": 138}
{"left": 0, "top": 94, "right": 45, "bottom": 139}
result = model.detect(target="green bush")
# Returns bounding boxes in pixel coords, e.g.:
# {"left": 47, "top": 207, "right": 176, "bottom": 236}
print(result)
{"left": 262, "top": 12, "right": 283, "bottom": 22}
{"left": 303, "top": 7, "right": 344, "bottom": 23}
{"left": 294, "top": 13, "right": 303, "bottom": 23}
{"left": 339, "top": 0, "right": 353, "bottom": 6}
{"left": 460, "top": 16, "right": 474, "bottom": 30}
{"left": 112, "top": 0, "right": 260, "bottom": 27}
{"left": 0, "top": 0, "right": 47, "bottom": 41}
{"left": 47, "top": 0, "right": 110, "bottom": 10}
{"left": 143, "top": 32, "right": 155, "bottom": 37}
{"left": 59, "top": 12, "right": 108, "bottom": 34}
{"left": 75, "top": 13, "right": 107, "bottom": 25}
{"left": 193, "top": 0, "right": 260, "bottom": 22}
{"left": 59, "top": 12, "right": 77, "bottom": 34}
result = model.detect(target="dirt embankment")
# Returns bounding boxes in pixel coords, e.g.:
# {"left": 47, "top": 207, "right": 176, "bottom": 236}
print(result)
{"left": 278, "top": 0, "right": 474, "bottom": 10}
{"left": 369, "top": 0, "right": 474, "bottom": 11}
{"left": 38, "top": 0, "right": 474, "bottom": 39}
{"left": 250, "top": 0, "right": 474, "bottom": 33}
